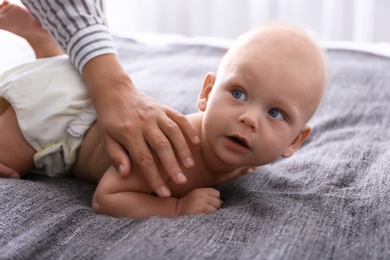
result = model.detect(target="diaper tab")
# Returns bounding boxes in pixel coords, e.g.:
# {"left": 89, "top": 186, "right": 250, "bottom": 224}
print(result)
{"left": 33, "top": 142, "right": 72, "bottom": 177}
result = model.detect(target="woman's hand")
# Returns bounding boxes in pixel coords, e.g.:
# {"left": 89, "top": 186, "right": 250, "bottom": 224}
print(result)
{"left": 82, "top": 54, "right": 200, "bottom": 198}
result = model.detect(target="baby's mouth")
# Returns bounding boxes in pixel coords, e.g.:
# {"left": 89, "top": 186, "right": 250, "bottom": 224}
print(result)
{"left": 228, "top": 136, "right": 249, "bottom": 149}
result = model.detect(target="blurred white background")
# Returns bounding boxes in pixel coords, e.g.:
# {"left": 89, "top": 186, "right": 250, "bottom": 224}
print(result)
{"left": 2, "top": 1, "right": 390, "bottom": 94}
{"left": 106, "top": 0, "right": 390, "bottom": 42}
{"left": 2, "top": 0, "right": 390, "bottom": 43}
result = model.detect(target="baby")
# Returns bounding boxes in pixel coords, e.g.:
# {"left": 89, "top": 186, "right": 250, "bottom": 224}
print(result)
{"left": 0, "top": 2, "right": 326, "bottom": 219}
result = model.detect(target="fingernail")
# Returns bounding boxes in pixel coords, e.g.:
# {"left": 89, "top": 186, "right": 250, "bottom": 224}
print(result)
{"left": 193, "top": 136, "right": 200, "bottom": 144}
{"left": 185, "top": 157, "right": 195, "bottom": 168}
{"left": 176, "top": 172, "right": 187, "bottom": 184}
{"left": 11, "top": 173, "right": 20, "bottom": 179}
{"left": 159, "top": 186, "right": 171, "bottom": 198}
{"left": 119, "top": 164, "right": 125, "bottom": 176}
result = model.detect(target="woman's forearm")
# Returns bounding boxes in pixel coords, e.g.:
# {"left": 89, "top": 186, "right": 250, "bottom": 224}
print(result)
{"left": 21, "top": 0, "right": 116, "bottom": 73}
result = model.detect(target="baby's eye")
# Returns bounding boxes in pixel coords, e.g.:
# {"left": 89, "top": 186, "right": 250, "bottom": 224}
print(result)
{"left": 268, "top": 108, "right": 285, "bottom": 120}
{"left": 231, "top": 89, "right": 246, "bottom": 101}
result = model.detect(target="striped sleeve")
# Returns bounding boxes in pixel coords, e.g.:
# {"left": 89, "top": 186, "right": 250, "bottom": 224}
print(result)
{"left": 21, "top": 0, "right": 117, "bottom": 73}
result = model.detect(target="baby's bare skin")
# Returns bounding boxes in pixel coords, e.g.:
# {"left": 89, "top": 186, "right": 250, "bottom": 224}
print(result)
{"left": 0, "top": 106, "right": 35, "bottom": 175}
{"left": 0, "top": 2, "right": 326, "bottom": 218}
{"left": 74, "top": 114, "right": 248, "bottom": 195}
{"left": 72, "top": 122, "right": 111, "bottom": 183}
{"left": 0, "top": 2, "right": 247, "bottom": 189}
{"left": 0, "top": 1, "right": 62, "bottom": 58}
{"left": 0, "top": 2, "right": 62, "bottom": 178}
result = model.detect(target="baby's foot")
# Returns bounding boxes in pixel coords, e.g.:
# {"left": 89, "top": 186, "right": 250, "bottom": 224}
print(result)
{"left": 0, "top": 1, "right": 63, "bottom": 58}
{"left": 0, "top": 1, "right": 44, "bottom": 39}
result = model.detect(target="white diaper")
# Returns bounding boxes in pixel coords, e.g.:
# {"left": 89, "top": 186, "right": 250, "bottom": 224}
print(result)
{"left": 0, "top": 56, "right": 96, "bottom": 176}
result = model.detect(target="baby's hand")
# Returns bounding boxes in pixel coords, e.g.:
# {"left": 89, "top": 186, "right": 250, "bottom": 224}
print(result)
{"left": 176, "top": 188, "right": 222, "bottom": 216}
{"left": 0, "top": 163, "right": 20, "bottom": 179}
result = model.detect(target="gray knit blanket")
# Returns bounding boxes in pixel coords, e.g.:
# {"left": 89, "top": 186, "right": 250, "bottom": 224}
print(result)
{"left": 1, "top": 35, "right": 389, "bottom": 260}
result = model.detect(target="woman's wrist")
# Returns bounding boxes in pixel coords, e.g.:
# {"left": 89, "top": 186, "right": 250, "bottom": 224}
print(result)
{"left": 82, "top": 54, "right": 135, "bottom": 105}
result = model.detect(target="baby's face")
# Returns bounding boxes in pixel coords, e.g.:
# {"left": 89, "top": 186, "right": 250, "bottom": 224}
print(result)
{"left": 199, "top": 25, "right": 326, "bottom": 167}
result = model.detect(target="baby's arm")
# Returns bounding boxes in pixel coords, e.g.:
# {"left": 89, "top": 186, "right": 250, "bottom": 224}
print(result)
{"left": 92, "top": 166, "right": 222, "bottom": 219}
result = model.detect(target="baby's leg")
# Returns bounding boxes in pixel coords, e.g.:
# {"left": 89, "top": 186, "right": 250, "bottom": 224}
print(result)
{"left": 0, "top": 96, "right": 9, "bottom": 115}
{"left": 0, "top": 100, "right": 35, "bottom": 177}
{"left": 0, "top": 1, "right": 63, "bottom": 58}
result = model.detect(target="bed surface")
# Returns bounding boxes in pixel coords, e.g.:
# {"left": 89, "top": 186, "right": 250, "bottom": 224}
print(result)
{"left": 1, "top": 32, "right": 390, "bottom": 259}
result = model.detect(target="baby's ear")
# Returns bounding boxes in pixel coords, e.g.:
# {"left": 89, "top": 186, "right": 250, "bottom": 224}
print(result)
{"left": 281, "top": 125, "right": 311, "bottom": 158}
{"left": 198, "top": 73, "right": 216, "bottom": 111}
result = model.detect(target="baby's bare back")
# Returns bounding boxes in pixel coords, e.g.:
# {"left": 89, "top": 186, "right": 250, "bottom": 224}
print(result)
{"left": 72, "top": 122, "right": 111, "bottom": 183}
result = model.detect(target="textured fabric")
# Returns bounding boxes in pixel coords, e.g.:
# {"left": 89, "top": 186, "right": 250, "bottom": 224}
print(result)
{"left": 0, "top": 56, "right": 96, "bottom": 176}
{"left": 1, "top": 36, "right": 390, "bottom": 259}
{"left": 21, "top": 0, "right": 116, "bottom": 72}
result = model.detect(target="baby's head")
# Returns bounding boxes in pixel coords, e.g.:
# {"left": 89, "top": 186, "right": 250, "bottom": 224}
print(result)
{"left": 221, "top": 22, "right": 326, "bottom": 121}
{"left": 198, "top": 22, "right": 327, "bottom": 167}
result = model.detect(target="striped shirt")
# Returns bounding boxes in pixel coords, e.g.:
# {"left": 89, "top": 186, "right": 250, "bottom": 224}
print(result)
{"left": 21, "top": 0, "right": 117, "bottom": 73}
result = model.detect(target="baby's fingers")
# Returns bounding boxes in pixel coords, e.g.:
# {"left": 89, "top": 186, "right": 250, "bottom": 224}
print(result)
{"left": 202, "top": 198, "right": 223, "bottom": 214}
